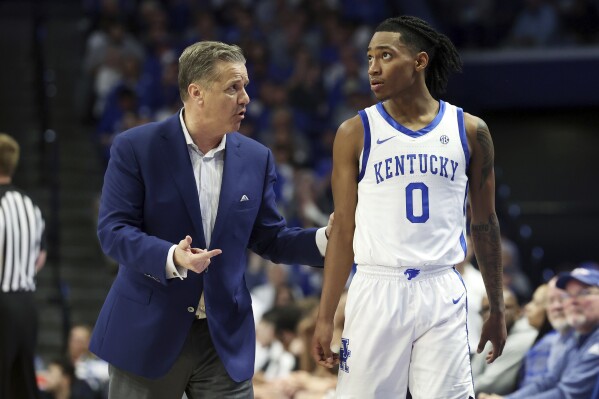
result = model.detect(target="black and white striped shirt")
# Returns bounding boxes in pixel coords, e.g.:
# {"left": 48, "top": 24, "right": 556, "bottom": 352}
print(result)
{"left": 0, "top": 184, "right": 45, "bottom": 292}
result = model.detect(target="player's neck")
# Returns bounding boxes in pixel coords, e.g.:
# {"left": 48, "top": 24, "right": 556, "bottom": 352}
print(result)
{"left": 384, "top": 94, "right": 439, "bottom": 126}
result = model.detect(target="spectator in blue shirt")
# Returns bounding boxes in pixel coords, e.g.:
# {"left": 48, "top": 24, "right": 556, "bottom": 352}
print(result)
{"left": 518, "top": 283, "right": 554, "bottom": 387}
{"left": 511, "top": 276, "right": 575, "bottom": 390}
{"left": 479, "top": 267, "right": 599, "bottom": 399}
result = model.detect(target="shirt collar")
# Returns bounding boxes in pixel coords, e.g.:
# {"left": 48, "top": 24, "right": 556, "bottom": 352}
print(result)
{"left": 577, "top": 324, "right": 599, "bottom": 348}
{"left": 179, "top": 108, "right": 226, "bottom": 157}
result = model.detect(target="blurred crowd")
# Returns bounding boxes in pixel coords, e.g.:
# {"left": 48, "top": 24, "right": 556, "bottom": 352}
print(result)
{"left": 431, "top": 0, "right": 599, "bottom": 49}
{"left": 34, "top": 245, "right": 599, "bottom": 399}
{"left": 30, "top": 0, "right": 599, "bottom": 398}
{"left": 76, "top": 0, "right": 599, "bottom": 249}
{"left": 76, "top": 0, "right": 599, "bottom": 283}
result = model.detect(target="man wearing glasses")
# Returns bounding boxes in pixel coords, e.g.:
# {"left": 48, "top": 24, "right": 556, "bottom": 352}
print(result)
{"left": 480, "top": 267, "right": 599, "bottom": 399}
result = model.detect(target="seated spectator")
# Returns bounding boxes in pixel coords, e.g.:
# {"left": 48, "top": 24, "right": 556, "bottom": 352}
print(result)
{"left": 254, "top": 292, "right": 345, "bottom": 399}
{"left": 40, "top": 358, "right": 96, "bottom": 399}
{"left": 543, "top": 276, "right": 575, "bottom": 377}
{"left": 293, "top": 169, "right": 330, "bottom": 229}
{"left": 251, "top": 262, "right": 304, "bottom": 324}
{"left": 95, "top": 86, "right": 142, "bottom": 167}
{"left": 282, "top": 291, "right": 347, "bottom": 398}
{"left": 472, "top": 289, "right": 538, "bottom": 395}
{"left": 81, "top": 17, "right": 144, "bottom": 121}
{"left": 480, "top": 266, "right": 599, "bottom": 399}
{"left": 501, "top": 236, "right": 531, "bottom": 302}
{"left": 67, "top": 325, "right": 109, "bottom": 398}
{"left": 254, "top": 308, "right": 298, "bottom": 381}
{"left": 480, "top": 276, "right": 574, "bottom": 397}
{"left": 259, "top": 106, "right": 312, "bottom": 168}
{"left": 517, "top": 283, "right": 553, "bottom": 387}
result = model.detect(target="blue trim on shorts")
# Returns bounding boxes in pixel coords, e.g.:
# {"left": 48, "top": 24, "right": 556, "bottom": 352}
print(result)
{"left": 453, "top": 267, "right": 475, "bottom": 394}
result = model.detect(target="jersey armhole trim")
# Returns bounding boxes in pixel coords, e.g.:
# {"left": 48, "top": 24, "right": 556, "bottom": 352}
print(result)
{"left": 457, "top": 107, "right": 470, "bottom": 172}
{"left": 459, "top": 231, "right": 467, "bottom": 258}
{"left": 358, "top": 110, "right": 371, "bottom": 183}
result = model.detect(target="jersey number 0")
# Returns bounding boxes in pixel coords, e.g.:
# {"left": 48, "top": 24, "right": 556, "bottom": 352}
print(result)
{"left": 405, "top": 182, "right": 429, "bottom": 223}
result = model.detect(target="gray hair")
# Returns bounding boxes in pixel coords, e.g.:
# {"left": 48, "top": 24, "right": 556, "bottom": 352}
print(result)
{"left": 178, "top": 41, "right": 246, "bottom": 101}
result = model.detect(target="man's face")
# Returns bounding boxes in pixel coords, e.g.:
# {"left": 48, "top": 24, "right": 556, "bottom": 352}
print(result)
{"left": 480, "top": 291, "right": 520, "bottom": 331}
{"left": 256, "top": 319, "right": 275, "bottom": 347}
{"left": 524, "top": 285, "right": 547, "bottom": 330}
{"left": 563, "top": 280, "right": 599, "bottom": 334}
{"left": 201, "top": 61, "right": 250, "bottom": 134}
{"left": 367, "top": 31, "right": 419, "bottom": 101}
{"left": 503, "top": 292, "right": 520, "bottom": 331}
{"left": 68, "top": 326, "right": 90, "bottom": 360}
{"left": 547, "top": 282, "right": 569, "bottom": 332}
{"left": 43, "top": 364, "right": 65, "bottom": 392}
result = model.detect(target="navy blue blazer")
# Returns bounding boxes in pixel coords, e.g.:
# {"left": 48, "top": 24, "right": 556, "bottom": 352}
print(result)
{"left": 89, "top": 113, "right": 324, "bottom": 381}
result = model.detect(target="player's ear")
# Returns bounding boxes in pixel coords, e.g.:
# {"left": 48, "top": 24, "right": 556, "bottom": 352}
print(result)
{"left": 415, "top": 52, "right": 429, "bottom": 71}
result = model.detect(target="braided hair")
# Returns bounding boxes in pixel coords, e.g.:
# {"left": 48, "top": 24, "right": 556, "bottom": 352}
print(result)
{"left": 375, "top": 16, "right": 462, "bottom": 97}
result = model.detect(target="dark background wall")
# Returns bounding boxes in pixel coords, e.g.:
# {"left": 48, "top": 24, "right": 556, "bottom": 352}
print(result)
{"left": 445, "top": 53, "right": 599, "bottom": 284}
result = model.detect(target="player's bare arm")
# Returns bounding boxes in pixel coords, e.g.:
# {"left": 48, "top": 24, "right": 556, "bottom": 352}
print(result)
{"left": 465, "top": 113, "right": 507, "bottom": 364}
{"left": 312, "top": 115, "right": 362, "bottom": 368}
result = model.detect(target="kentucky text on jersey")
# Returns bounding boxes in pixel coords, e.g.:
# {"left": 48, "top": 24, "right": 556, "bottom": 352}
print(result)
{"left": 373, "top": 153, "right": 460, "bottom": 184}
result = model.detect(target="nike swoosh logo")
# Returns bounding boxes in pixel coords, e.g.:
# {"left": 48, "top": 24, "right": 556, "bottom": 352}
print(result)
{"left": 376, "top": 136, "right": 396, "bottom": 145}
{"left": 452, "top": 293, "right": 465, "bottom": 304}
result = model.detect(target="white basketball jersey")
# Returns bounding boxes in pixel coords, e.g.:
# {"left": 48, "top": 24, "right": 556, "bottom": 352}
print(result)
{"left": 354, "top": 100, "right": 470, "bottom": 268}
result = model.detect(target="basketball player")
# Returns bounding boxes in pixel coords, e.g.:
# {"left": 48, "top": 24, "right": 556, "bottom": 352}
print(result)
{"left": 312, "top": 16, "right": 507, "bottom": 398}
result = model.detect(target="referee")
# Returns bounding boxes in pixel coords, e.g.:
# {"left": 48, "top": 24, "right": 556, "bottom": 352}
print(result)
{"left": 0, "top": 133, "right": 46, "bottom": 399}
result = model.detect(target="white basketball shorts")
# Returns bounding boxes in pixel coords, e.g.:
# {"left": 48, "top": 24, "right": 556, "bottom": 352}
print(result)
{"left": 335, "top": 265, "right": 475, "bottom": 399}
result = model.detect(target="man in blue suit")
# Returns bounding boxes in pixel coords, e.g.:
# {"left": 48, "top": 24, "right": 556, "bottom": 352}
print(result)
{"left": 90, "top": 41, "right": 331, "bottom": 399}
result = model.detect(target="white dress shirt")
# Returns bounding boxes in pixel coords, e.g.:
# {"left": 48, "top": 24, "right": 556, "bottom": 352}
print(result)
{"left": 166, "top": 109, "right": 328, "bottom": 318}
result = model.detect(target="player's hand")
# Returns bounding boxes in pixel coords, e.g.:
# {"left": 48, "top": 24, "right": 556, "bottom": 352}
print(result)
{"left": 311, "top": 317, "right": 339, "bottom": 368}
{"left": 477, "top": 311, "right": 507, "bottom": 364}
{"left": 174, "top": 235, "right": 222, "bottom": 274}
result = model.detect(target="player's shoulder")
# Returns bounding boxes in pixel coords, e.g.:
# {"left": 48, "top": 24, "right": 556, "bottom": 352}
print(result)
{"left": 337, "top": 114, "right": 364, "bottom": 140}
{"left": 463, "top": 112, "right": 491, "bottom": 139}
{"left": 334, "top": 114, "right": 365, "bottom": 156}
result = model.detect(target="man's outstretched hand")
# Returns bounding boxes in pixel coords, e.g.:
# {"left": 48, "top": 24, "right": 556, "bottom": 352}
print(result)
{"left": 174, "top": 235, "right": 222, "bottom": 274}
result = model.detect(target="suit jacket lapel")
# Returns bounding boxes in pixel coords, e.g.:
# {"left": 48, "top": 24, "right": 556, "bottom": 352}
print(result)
{"left": 211, "top": 133, "right": 242, "bottom": 247}
{"left": 160, "top": 114, "right": 207, "bottom": 248}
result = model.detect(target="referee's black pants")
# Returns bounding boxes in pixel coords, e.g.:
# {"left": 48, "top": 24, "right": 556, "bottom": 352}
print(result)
{"left": 0, "top": 291, "right": 40, "bottom": 399}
